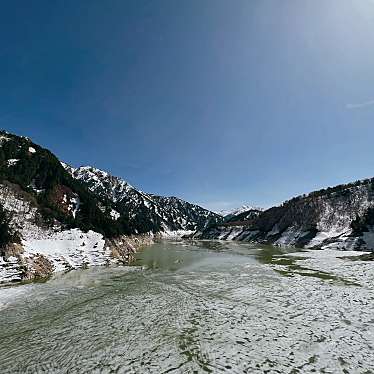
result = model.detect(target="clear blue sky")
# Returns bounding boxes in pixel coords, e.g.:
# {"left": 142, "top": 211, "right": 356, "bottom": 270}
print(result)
{"left": 1, "top": 0, "right": 374, "bottom": 211}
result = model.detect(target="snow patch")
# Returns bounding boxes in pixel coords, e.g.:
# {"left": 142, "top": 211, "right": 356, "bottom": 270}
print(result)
{"left": 0, "top": 256, "right": 23, "bottom": 283}
{"left": 69, "top": 196, "right": 80, "bottom": 219}
{"left": 160, "top": 229, "right": 194, "bottom": 239}
{"left": 110, "top": 209, "right": 120, "bottom": 220}
{"left": 0, "top": 135, "right": 10, "bottom": 144}
{"left": 7, "top": 159, "right": 19, "bottom": 167}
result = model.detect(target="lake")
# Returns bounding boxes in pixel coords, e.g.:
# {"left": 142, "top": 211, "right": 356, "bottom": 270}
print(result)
{"left": 0, "top": 240, "right": 373, "bottom": 373}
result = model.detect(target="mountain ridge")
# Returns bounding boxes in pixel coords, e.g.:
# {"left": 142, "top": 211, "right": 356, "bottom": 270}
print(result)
{"left": 63, "top": 163, "right": 222, "bottom": 233}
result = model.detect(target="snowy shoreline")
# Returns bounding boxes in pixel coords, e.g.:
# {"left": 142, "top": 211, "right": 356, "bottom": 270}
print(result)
{"left": 195, "top": 223, "right": 374, "bottom": 252}
{"left": 0, "top": 229, "right": 155, "bottom": 285}
{"left": 0, "top": 227, "right": 197, "bottom": 286}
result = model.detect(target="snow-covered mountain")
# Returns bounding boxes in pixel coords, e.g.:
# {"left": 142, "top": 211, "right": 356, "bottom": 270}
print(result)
{"left": 197, "top": 179, "right": 374, "bottom": 251}
{"left": 64, "top": 165, "right": 222, "bottom": 234}
{"left": 218, "top": 205, "right": 263, "bottom": 221}
{"left": 0, "top": 130, "right": 221, "bottom": 283}
{"left": 218, "top": 205, "right": 261, "bottom": 217}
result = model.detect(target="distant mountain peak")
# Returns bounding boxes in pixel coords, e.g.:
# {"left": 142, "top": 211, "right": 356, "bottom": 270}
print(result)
{"left": 218, "top": 205, "right": 263, "bottom": 218}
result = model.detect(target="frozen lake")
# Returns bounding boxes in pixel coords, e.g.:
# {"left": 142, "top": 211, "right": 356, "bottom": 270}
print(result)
{"left": 0, "top": 240, "right": 373, "bottom": 373}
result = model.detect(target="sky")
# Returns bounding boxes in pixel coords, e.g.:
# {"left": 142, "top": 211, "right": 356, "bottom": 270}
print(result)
{"left": 1, "top": 0, "right": 374, "bottom": 212}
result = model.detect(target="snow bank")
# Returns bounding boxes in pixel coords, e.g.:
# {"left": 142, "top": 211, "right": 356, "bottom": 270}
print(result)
{"left": 284, "top": 249, "right": 374, "bottom": 287}
{"left": 7, "top": 159, "right": 19, "bottom": 167}
{"left": 22, "top": 229, "right": 112, "bottom": 273}
{"left": 159, "top": 229, "right": 194, "bottom": 239}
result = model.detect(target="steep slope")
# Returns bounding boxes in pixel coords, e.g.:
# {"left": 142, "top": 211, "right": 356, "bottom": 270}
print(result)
{"left": 0, "top": 132, "right": 122, "bottom": 236}
{"left": 64, "top": 165, "right": 222, "bottom": 234}
{"left": 198, "top": 179, "right": 374, "bottom": 251}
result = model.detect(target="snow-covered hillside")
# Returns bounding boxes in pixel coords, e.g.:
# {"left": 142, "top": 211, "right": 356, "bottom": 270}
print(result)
{"left": 198, "top": 179, "right": 374, "bottom": 251}
{"left": 0, "top": 181, "right": 153, "bottom": 283}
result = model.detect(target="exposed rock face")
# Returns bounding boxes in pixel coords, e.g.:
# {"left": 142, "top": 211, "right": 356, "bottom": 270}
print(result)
{"left": 24, "top": 255, "right": 54, "bottom": 280}
{"left": 2, "top": 242, "right": 24, "bottom": 258}
{"left": 198, "top": 179, "right": 374, "bottom": 251}
{"left": 106, "top": 235, "right": 154, "bottom": 264}
{"left": 48, "top": 184, "right": 80, "bottom": 219}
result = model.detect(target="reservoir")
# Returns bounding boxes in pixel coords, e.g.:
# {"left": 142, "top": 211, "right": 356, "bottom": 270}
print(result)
{"left": 0, "top": 240, "right": 373, "bottom": 373}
